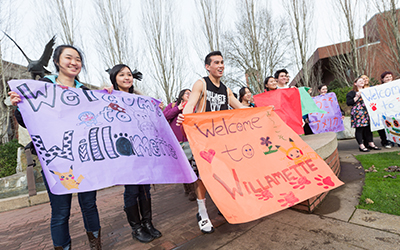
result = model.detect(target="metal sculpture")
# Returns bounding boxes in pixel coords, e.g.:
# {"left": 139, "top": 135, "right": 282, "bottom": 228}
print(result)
{"left": 3, "top": 31, "right": 55, "bottom": 79}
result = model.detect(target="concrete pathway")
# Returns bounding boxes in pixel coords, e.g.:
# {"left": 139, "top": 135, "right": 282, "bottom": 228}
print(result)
{"left": 0, "top": 138, "right": 399, "bottom": 250}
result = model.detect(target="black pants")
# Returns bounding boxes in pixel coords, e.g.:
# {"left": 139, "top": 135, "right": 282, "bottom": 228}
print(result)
{"left": 377, "top": 129, "right": 388, "bottom": 146}
{"left": 355, "top": 125, "right": 373, "bottom": 145}
{"left": 303, "top": 123, "right": 314, "bottom": 135}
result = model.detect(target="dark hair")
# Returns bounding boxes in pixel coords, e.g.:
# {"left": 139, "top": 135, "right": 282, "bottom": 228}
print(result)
{"left": 238, "top": 87, "right": 251, "bottom": 102}
{"left": 264, "top": 76, "right": 274, "bottom": 91}
{"left": 109, "top": 64, "right": 134, "bottom": 93}
{"left": 205, "top": 51, "right": 223, "bottom": 65}
{"left": 381, "top": 71, "right": 393, "bottom": 83}
{"left": 53, "top": 45, "right": 85, "bottom": 73}
{"left": 318, "top": 84, "right": 327, "bottom": 91}
{"left": 176, "top": 89, "right": 191, "bottom": 105}
{"left": 274, "top": 69, "right": 288, "bottom": 79}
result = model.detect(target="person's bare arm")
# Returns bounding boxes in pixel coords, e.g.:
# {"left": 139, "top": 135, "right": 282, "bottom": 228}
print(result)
{"left": 176, "top": 79, "right": 204, "bottom": 126}
{"left": 183, "top": 79, "right": 204, "bottom": 114}
{"left": 227, "top": 88, "right": 247, "bottom": 109}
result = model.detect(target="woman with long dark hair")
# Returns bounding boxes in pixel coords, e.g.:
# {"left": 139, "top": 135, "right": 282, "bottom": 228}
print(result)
{"left": 238, "top": 87, "right": 254, "bottom": 107}
{"left": 109, "top": 64, "right": 162, "bottom": 243}
{"left": 163, "top": 89, "right": 197, "bottom": 201}
{"left": 10, "top": 45, "right": 103, "bottom": 250}
{"left": 263, "top": 76, "right": 278, "bottom": 92}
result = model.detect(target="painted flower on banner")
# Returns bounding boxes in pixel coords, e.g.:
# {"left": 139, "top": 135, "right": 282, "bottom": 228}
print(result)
{"left": 260, "top": 136, "right": 272, "bottom": 146}
{"left": 260, "top": 136, "right": 278, "bottom": 155}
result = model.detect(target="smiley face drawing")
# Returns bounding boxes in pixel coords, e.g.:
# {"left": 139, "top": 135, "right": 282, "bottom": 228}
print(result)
{"left": 242, "top": 144, "right": 254, "bottom": 158}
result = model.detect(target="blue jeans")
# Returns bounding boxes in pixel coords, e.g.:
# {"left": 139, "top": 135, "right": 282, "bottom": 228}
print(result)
{"left": 124, "top": 184, "right": 151, "bottom": 208}
{"left": 43, "top": 171, "right": 100, "bottom": 248}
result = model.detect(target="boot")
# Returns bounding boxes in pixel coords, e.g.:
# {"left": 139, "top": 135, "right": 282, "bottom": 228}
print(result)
{"left": 124, "top": 205, "right": 154, "bottom": 243}
{"left": 54, "top": 243, "right": 71, "bottom": 250}
{"left": 139, "top": 198, "right": 162, "bottom": 239}
{"left": 187, "top": 183, "right": 197, "bottom": 201}
{"left": 86, "top": 228, "right": 102, "bottom": 250}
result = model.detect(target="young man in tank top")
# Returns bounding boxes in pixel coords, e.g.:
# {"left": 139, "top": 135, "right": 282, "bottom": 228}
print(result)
{"left": 177, "top": 51, "right": 245, "bottom": 234}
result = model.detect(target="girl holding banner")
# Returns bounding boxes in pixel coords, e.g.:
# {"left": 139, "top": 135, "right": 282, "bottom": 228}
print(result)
{"left": 163, "top": 89, "right": 197, "bottom": 201}
{"left": 378, "top": 72, "right": 395, "bottom": 148}
{"left": 9, "top": 45, "right": 103, "bottom": 250}
{"left": 263, "top": 76, "right": 278, "bottom": 92}
{"left": 109, "top": 64, "right": 162, "bottom": 243}
{"left": 238, "top": 87, "right": 255, "bottom": 107}
{"left": 346, "top": 77, "right": 381, "bottom": 152}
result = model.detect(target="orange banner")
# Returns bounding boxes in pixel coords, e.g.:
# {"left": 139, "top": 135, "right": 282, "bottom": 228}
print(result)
{"left": 183, "top": 107, "right": 343, "bottom": 224}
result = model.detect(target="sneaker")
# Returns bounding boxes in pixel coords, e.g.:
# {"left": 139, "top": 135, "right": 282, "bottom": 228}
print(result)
{"left": 196, "top": 213, "right": 214, "bottom": 234}
{"left": 384, "top": 144, "right": 392, "bottom": 149}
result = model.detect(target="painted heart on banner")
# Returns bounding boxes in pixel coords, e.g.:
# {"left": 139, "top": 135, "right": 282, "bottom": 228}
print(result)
{"left": 200, "top": 149, "right": 215, "bottom": 163}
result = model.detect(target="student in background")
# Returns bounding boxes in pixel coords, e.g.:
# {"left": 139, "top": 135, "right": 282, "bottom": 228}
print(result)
{"left": 163, "top": 89, "right": 197, "bottom": 201}
{"left": 263, "top": 76, "right": 278, "bottom": 91}
{"left": 238, "top": 86, "right": 255, "bottom": 107}
{"left": 378, "top": 71, "right": 395, "bottom": 148}
{"left": 274, "top": 69, "right": 289, "bottom": 88}
{"left": 346, "top": 77, "right": 381, "bottom": 152}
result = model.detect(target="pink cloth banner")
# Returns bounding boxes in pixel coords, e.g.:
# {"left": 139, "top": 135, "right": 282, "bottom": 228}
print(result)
{"left": 8, "top": 79, "right": 197, "bottom": 194}
{"left": 308, "top": 93, "right": 344, "bottom": 134}
{"left": 253, "top": 89, "right": 303, "bottom": 134}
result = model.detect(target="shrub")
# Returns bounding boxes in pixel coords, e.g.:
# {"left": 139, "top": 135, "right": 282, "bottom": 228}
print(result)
{"left": 0, "top": 139, "right": 23, "bottom": 178}
{"left": 369, "top": 77, "right": 380, "bottom": 86}
{"left": 328, "top": 79, "right": 348, "bottom": 90}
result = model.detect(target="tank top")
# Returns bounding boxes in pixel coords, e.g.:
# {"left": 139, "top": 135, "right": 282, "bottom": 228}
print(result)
{"left": 204, "top": 76, "right": 229, "bottom": 112}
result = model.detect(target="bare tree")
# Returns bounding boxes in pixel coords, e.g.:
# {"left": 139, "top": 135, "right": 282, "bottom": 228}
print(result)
{"left": 193, "top": 0, "right": 224, "bottom": 54}
{"left": 330, "top": 0, "right": 360, "bottom": 84}
{"left": 0, "top": 0, "right": 18, "bottom": 143}
{"left": 285, "top": 0, "right": 315, "bottom": 87}
{"left": 374, "top": 0, "right": 400, "bottom": 75}
{"left": 32, "top": 0, "right": 99, "bottom": 84}
{"left": 92, "top": 0, "right": 141, "bottom": 89}
{"left": 327, "top": 0, "right": 376, "bottom": 86}
{"left": 35, "top": 0, "right": 78, "bottom": 45}
{"left": 33, "top": 0, "right": 86, "bottom": 49}
{"left": 223, "top": 0, "right": 290, "bottom": 93}
{"left": 141, "top": 0, "right": 185, "bottom": 104}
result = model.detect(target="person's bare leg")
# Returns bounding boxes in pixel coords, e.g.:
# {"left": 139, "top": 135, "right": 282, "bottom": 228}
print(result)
{"left": 195, "top": 179, "right": 206, "bottom": 199}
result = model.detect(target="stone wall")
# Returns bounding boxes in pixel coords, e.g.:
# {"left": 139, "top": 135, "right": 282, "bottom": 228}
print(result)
{"left": 336, "top": 117, "right": 355, "bottom": 140}
{"left": 293, "top": 132, "right": 340, "bottom": 212}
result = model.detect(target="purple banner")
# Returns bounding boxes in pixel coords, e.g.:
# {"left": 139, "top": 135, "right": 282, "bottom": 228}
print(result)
{"left": 308, "top": 93, "right": 344, "bottom": 134}
{"left": 9, "top": 79, "right": 197, "bottom": 194}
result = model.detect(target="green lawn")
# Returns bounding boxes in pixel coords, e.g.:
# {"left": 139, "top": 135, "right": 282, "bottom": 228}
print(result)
{"left": 355, "top": 151, "right": 400, "bottom": 216}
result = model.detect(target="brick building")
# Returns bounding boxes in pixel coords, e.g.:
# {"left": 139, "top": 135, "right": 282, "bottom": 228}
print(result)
{"left": 291, "top": 10, "right": 400, "bottom": 89}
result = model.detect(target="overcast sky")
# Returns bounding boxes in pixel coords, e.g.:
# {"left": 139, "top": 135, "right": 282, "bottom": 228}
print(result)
{"left": 1, "top": 0, "right": 376, "bottom": 98}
